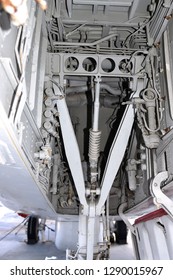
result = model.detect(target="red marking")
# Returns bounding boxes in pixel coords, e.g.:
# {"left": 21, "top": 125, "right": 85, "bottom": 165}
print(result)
{"left": 134, "top": 208, "right": 167, "bottom": 225}
{"left": 17, "top": 213, "right": 28, "bottom": 218}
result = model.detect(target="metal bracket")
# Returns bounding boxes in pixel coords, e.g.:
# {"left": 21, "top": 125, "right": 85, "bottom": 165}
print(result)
{"left": 150, "top": 171, "right": 173, "bottom": 219}
{"left": 118, "top": 202, "right": 136, "bottom": 235}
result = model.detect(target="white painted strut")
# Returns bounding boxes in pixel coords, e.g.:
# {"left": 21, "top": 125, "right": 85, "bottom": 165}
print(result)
{"left": 96, "top": 101, "right": 136, "bottom": 215}
{"left": 96, "top": 80, "right": 144, "bottom": 215}
{"left": 93, "top": 77, "right": 101, "bottom": 131}
{"left": 53, "top": 83, "right": 88, "bottom": 214}
{"left": 89, "top": 77, "right": 101, "bottom": 184}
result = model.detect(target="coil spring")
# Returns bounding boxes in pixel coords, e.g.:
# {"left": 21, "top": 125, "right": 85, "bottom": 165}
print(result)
{"left": 88, "top": 129, "right": 101, "bottom": 162}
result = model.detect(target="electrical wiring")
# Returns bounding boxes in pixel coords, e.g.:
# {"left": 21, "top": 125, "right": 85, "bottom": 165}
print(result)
{"left": 122, "top": 0, "right": 162, "bottom": 48}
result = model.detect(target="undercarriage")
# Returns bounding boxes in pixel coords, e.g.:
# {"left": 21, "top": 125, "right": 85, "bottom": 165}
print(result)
{"left": 1, "top": 0, "right": 173, "bottom": 259}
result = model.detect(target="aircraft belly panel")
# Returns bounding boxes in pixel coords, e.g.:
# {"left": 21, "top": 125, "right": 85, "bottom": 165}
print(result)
{"left": 0, "top": 102, "right": 57, "bottom": 219}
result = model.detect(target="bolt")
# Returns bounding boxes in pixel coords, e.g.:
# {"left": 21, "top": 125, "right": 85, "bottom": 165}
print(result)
{"left": 44, "top": 98, "right": 52, "bottom": 107}
{"left": 44, "top": 110, "right": 52, "bottom": 118}
{"left": 154, "top": 42, "right": 160, "bottom": 48}
{"left": 165, "top": 14, "right": 172, "bottom": 20}
{"left": 43, "top": 121, "right": 52, "bottom": 130}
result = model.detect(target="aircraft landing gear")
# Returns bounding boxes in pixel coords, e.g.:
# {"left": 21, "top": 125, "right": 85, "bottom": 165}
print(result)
{"left": 27, "top": 216, "right": 39, "bottom": 244}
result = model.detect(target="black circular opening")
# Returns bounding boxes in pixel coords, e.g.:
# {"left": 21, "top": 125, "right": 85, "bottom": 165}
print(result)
{"left": 119, "top": 59, "right": 133, "bottom": 73}
{"left": 65, "top": 57, "right": 79, "bottom": 71}
{"left": 82, "top": 57, "right": 97, "bottom": 72}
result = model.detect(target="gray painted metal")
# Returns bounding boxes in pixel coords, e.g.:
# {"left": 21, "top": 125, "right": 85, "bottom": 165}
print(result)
{"left": 0, "top": 102, "right": 57, "bottom": 219}
{"left": 53, "top": 83, "right": 88, "bottom": 214}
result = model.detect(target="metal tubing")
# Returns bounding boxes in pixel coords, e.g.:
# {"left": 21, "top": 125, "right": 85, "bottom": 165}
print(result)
{"left": 66, "top": 93, "right": 87, "bottom": 107}
{"left": 73, "top": 0, "right": 131, "bottom": 6}
{"left": 52, "top": 154, "right": 60, "bottom": 195}
{"left": 101, "top": 84, "right": 121, "bottom": 96}
{"left": 66, "top": 84, "right": 121, "bottom": 96}
{"left": 148, "top": 106, "right": 157, "bottom": 131}
{"left": 93, "top": 77, "right": 101, "bottom": 131}
{"left": 62, "top": 19, "right": 139, "bottom": 28}
{"left": 53, "top": 33, "right": 118, "bottom": 46}
{"left": 66, "top": 93, "right": 119, "bottom": 108}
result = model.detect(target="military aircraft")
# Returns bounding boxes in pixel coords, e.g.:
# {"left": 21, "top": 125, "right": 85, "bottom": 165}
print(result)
{"left": 1, "top": 0, "right": 173, "bottom": 259}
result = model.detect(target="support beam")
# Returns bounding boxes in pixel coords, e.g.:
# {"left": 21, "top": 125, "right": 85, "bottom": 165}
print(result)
{"left": 128, "top": 0, "right": 140, "bottom": 20}
{"left": 53, "top": 82, "right": 88, "bottom": 214}
{"left": 96, "top": 80, "right": 144, "bottom": 215}
{"left": 96, "top": 100, "right": 136, "bottom": 215}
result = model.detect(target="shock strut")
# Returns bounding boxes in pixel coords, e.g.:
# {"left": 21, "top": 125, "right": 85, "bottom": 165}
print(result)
{"left": 89, "top": 76, "right": 102, "bottom": 186}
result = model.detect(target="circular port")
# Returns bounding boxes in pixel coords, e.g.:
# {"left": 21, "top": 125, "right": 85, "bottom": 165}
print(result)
{"left": 101, "top": 58, "right": 115, "bottom": 73}
{"left": 82, "top": 57, "right": 97, "bottom": 72}
{"left": 119, "top": 59, "right": 133, "bottom": 73}
{"left": 65, "top": 57, "right": 79, "bottom": 71}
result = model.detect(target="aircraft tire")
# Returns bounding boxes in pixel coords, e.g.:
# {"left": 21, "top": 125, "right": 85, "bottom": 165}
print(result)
{"left": 115, "top": 220, "right": 127, "bottom": 244}
{"left": 27, "top": 216, "right": 39, "bottom": 244}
